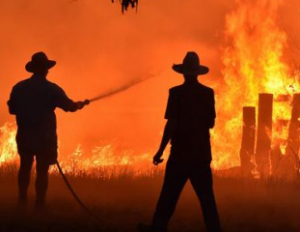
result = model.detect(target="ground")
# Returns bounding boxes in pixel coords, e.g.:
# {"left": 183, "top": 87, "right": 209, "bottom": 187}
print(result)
{"left": 1, "top": 166, "right": 300, "bottom": 232}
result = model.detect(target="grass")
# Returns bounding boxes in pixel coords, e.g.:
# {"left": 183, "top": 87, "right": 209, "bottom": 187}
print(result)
{"left": 1, "top": 165, "right": 300, "bottom": 232}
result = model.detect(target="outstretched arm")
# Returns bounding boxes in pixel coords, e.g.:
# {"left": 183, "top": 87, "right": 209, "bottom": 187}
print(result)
{"left": 57, "top": 97, "right": 89, "bottom": 112}
{"left": 153, "top": 119, "right": 176, "bottom": 165}
{"left": 53, "top": 85, "right": 89, "bottom": 112}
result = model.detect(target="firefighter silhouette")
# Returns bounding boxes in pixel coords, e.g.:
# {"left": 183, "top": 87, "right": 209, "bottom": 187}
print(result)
{"left": 8, "top": 52, "right": 89, "bottom": 210}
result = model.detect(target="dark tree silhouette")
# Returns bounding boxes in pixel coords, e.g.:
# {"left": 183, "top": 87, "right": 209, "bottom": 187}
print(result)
{"left": 111, "top": 0, "right": 138, "bottom": 13}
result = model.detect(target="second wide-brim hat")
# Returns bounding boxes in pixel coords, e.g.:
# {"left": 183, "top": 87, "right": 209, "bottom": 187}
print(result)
{"left": 172, "top": 51, "right": 209, "bottom": 76}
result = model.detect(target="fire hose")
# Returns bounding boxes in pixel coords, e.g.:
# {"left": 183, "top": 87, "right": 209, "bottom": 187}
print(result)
{"left": 55, "top": 161, "right": 101, "bottom": 221}
{"left": 55, "top": 75, "right": 153, "bottom": 220}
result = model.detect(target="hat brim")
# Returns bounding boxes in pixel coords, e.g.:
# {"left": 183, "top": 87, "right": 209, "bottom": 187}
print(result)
{"left": 25, "top": 60, "right": 56, "bottom": 73}
{"left": 172, "top": 64, "right": 209, "bottom": 75}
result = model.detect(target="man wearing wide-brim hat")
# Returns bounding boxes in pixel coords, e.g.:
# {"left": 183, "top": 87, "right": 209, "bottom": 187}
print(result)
{"left": 7, "top": 52, "right": 89, "bottom": 210}
{"left": 138, "top": 52, "right": 222, "bottom": 232}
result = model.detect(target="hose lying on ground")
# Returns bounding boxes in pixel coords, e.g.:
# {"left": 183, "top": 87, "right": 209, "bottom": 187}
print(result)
{"left": 56, "top": 161, "right": 101, "bottom": 221}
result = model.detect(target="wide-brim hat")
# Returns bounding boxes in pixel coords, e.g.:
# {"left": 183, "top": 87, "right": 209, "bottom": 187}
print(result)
{"left": 25, "top": 52, "right": 56, "bottom": 73}
{"left": 172, "top": 51, "right": 209, "bottom": 75}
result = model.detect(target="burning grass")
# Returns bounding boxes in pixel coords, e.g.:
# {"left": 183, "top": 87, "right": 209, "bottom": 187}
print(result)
{"left": 0, "top": 122, "right": 164, "bottom": 178}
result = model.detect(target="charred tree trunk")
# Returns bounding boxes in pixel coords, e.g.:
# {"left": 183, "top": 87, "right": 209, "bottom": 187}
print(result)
{"left": 255, "top": 94, "right": 273, "bottom": 176}
{"left": 240, "top": 106, "right": 256, "bottom": 176}
{"left": 286, "top": 93, "right": 300, "bottom": 174}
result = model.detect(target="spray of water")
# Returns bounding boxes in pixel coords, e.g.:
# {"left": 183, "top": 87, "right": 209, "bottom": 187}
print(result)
{"left": 89, "top": 74, "right": 155, "bottom": 103}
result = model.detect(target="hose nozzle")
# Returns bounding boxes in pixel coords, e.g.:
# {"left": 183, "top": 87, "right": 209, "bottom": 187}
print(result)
{"left": 84, "top": 99, "right": 90, "bottom": 105}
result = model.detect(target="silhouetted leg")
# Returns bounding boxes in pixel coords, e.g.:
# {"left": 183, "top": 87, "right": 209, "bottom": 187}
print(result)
{"left": 35, "top": 156, "right": 50, "bottom": 208}
{"left": 18, "top": 154, "right": 34, "bottom": 203}
{"left": 152, "top": 162, "right": 188, "bottom": 231}
{"left": 190, "top": 167, "right": 221, "bottom": 232}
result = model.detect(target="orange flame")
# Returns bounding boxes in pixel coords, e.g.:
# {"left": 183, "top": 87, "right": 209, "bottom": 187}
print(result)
{"left": 211, "top": 0, "right": 300, "bottom": 169}
{"left": 0, "top": 123, "right": 18, "bottom": 166}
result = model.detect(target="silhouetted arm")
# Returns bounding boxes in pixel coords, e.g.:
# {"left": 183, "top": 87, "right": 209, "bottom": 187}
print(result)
{"left": 56, "top": 96, "right": 81, "bottom": 112}
{"left": 153, "top": 119, "right": 176, "bottom": 165}
{"left": 53, "top": 85, "right": 88, "bottom": 112}
{"left": 153, "top": 89, "right": 178, "bottom": 165}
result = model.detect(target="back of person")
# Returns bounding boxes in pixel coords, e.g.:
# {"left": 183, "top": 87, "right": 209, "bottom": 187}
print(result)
{"left": 9, "top": 76, "right": 61, "bottom": 154}
{"left": 167, "top": 82, "right": 215, "bottom": 164}
{"left": 12, "top": 77, "right": 56, "bottom": 128}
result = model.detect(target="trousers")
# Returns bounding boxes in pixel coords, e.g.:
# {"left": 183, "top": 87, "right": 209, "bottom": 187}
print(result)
{"left": 152, "top": 161, "right": 221, "bottom": 232}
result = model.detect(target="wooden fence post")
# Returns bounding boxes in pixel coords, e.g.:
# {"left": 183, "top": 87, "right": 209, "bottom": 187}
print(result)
{"left": 255, "top": 93, "right": 273, "bottom": 176}
{"left": 240, "top": 106, "right": 256, "bottom": 175}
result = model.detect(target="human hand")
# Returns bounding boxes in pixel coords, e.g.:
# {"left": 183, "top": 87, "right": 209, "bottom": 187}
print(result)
{"left": 77, "top": 99, "right": 89, "bottom": 110}
{"left": 153, "top": 150, "right": 164, "bottom": 165}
